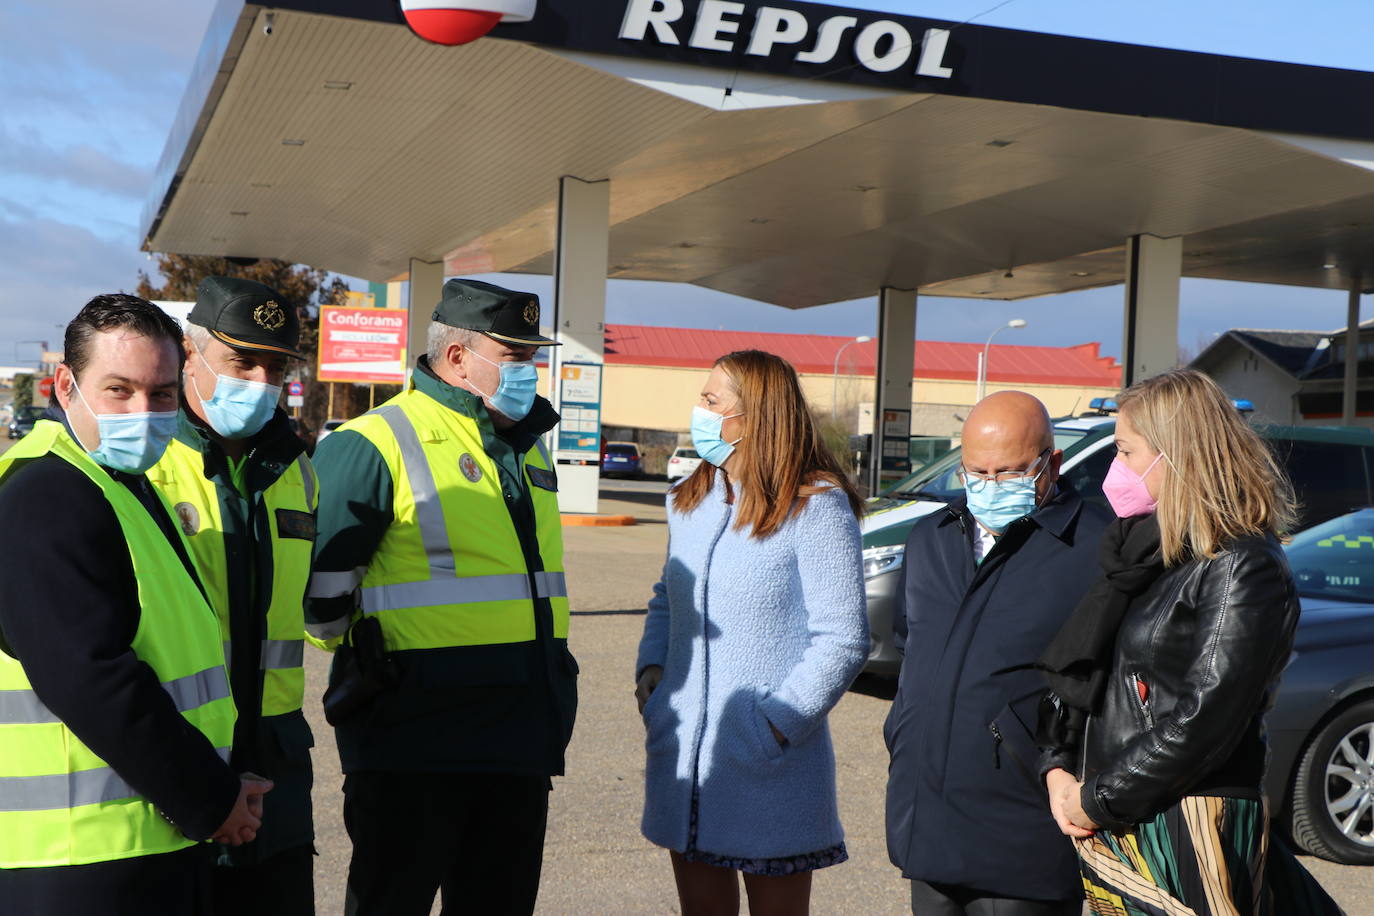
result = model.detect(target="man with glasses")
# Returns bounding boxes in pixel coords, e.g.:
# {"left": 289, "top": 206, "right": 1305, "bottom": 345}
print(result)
{"left": 883, "top": 390, "right": 1112, "bottom": 915}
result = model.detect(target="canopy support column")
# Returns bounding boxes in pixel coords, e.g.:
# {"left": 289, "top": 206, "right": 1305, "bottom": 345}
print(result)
{"left": 551, "top": 176, "right": 610, "bottom": 515}
{"left": 1122, "top": 234, "right": 1181, "bottom": 386}
{"left": 406, "top": 259, "right": 444, "bottom": 375}
{"left": 1342, "top": 280, "right": 1363, "bottom": 426}
{"left": 870, "top": 287, "right": 916, "bottom": 495}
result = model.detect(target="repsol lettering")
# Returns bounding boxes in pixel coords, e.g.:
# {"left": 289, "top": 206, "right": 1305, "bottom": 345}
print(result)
{"left": 618, "top": 0, "right": 955, "bottom": 79}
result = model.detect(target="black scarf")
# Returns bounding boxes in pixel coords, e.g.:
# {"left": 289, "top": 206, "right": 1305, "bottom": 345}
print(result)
{"left": 1037, "top": 513, "right": 1165, "bottom": 717}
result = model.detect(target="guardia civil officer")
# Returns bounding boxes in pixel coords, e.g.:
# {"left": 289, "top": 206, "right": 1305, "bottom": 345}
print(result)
{"left": 147, "top": 278, "right": 318, "bottom": 915}
{"left": 308, "top": 278, "right": 576, "bottom": 916}
{"left": 0, "top": 294, "right": 271, "bottom": 914}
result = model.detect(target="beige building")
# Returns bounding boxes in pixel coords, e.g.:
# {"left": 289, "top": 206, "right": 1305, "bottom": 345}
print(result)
{"left": 563, "top": 325, "right": 1122, "bottom": 437}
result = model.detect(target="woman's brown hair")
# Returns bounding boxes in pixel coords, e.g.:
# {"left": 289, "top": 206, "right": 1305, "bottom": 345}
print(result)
{"left": 672, "top": 350, "right": 863, "bottom": 537}
{"left": 1116, "top": 368, "right": 1297, "bottom": 565}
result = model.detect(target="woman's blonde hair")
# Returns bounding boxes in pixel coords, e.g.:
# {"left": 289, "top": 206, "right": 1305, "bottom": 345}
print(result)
{"left": 672, "top": 350, "right": 863, "bottom": 537}
{"left": 1116, "top": 368, "right": 1297, "bottom": 565}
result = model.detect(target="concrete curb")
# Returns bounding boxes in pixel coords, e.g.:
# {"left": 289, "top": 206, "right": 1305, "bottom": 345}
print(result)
{"left": 561, "top": 514, "right": 637, "bottom": 527}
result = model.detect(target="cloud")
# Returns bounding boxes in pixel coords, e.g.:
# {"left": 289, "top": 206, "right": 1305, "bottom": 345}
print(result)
{"left": 0, "top": 130, "right": 151, "bottom": 200}
{"left": 0, "top": 1, "right": 212, "bottom": 79}
{"left": 0, "top": 212, "right": 148, "bottom": 354}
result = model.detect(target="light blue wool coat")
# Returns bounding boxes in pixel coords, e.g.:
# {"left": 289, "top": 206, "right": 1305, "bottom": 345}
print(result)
{"left": 636, "top": 476, "right": 868, "bottom": 859}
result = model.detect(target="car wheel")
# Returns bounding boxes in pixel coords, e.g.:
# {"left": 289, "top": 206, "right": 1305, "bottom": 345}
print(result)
{"left": 1289, "top": 698, "right": 1374, "bottom": 864}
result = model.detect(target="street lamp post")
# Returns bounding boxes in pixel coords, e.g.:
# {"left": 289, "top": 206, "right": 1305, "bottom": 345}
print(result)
{"left": 976, "top": 319, "right": 1027, "bottom": 401}
{"left": 831, "top": 335, "right": 872, "bottom": 422}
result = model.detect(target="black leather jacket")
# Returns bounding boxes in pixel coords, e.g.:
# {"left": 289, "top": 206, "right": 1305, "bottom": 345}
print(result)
{"left": 1042, "top": 534, "right": 1300, "bottom": 831}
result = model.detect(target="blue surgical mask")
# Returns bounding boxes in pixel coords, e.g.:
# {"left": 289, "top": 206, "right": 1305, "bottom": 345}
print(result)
{"left": 690, "top": 405, "right": 744, "bottom": 468}
{"left": 964, "top": 477, "right": 1041, "bottom": 534}
{"left": 468, "top": 348, "right": 539, "bottom": 421}
{"left": 68, "top": 380, "right": 179, "bottom": 474}
{"left": 193, "top": 345, "right": 281, "bottom": 439}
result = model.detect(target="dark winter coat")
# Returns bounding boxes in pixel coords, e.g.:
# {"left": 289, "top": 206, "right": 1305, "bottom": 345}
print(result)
{"left": 884, "top": 481, "right": 1111, "bottom": 902}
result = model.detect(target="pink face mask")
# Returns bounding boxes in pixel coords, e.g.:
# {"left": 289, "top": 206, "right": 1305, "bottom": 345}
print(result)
{"left": 1102, "top": 453, "right": 1165, "bottom": 518}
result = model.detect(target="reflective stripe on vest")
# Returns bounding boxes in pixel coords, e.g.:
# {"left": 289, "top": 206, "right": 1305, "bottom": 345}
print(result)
{"left": 0, "top": 747, "right": 230, "bottom": 813}
{"left": 230, "top": 639, "right": 304, "bottom": 671}
{"left": 360, "top": 570, "right": 568, "bottom": 615}
{"left": 296, "top": 454, "right": 317, "bottom": 506}
{"left": 0, "top": 666, "right": 234, "bottom": 728}
{"left": 341, "top": 389, "right": 568, "bottom": 651}
{"left": 375, "top": 405, "right": 451, "bottom": 569}
{"left": 0, "top": 421, "right": 236, "bottom": 867}
{"left": 261, "top": 638, "right": 304, "bottom": 670}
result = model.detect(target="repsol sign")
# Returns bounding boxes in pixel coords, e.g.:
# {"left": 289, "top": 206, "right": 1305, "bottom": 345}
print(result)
{"left": 618, "top": 0, "right": 956, "bottom": 80}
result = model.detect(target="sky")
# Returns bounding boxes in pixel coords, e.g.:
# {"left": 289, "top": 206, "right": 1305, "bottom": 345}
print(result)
{"left": 4, "top": 0, "right": 1374, "bottom": 370}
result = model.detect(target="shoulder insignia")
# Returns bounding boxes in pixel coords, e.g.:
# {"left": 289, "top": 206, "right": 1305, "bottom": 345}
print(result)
{"left": 459, "top": 453, "right": 483, "bottom": 483}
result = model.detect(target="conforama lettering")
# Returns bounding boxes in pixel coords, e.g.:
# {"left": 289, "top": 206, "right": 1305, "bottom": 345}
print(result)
{"left": 619, "top": 0, "right": 955, "bottom": 79}
{"left": 326, "top": 310, "right": 405, "bottom": 328}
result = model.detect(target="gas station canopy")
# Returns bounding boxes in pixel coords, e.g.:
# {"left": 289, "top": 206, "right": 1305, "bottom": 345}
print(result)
{"left": 144, "top": 0, "right": 1374, "bottom": 309}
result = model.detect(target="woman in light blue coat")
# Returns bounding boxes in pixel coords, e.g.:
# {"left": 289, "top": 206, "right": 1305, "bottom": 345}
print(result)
{"left": 635, "top": 349, "right": 868, "bottom": 916}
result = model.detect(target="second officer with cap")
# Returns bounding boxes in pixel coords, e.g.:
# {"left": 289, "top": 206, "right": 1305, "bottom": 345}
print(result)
{"left": 308, "top": 278, "right": 576, "bottom": 916}
{"left": 147, "top": 276, "right": 319, "bottom": 914}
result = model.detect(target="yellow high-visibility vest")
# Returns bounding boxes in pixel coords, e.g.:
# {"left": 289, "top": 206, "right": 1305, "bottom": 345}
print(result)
{"left": 0, "top": 420, "right": 236, "bottom": 867}
{"left": 148, "top": 435, "right": 317, "bottom": 717}
{"left": 318, "top": 388, "right": 567, "bottom": 651}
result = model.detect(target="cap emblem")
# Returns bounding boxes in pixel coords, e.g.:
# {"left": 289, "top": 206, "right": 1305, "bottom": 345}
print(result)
{"left": 522, "top": 300, "right": 539, "bottom": 328}
{"left": 253, "top": 301, "right": 287, "bottom": 331}
{"left": 459, "top": 453, "right": 483, "bottom": 483}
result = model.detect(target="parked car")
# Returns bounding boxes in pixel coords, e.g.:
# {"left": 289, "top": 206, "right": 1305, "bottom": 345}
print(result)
{"left": 1267, "top": 507, "right": 1374, "bottom": 864}
{"left": 666, "top": 446, "right": 702, "bottom": 482}
{"left": 601, "top": 441, "right": 643, "bottom": 478}
{"left": 861, "top": 407, "right": 1374, "bottom": 676}
{"left": 7, "top": 406, "right": 45, "bottom": 439}
{"left": 316, "top": 418, "right": 346, "bottom": 444}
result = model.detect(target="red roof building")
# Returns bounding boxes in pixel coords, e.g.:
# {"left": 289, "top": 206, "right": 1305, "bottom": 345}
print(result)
{"left": 603, "top": 324, "right": 1121, "bottom": 388}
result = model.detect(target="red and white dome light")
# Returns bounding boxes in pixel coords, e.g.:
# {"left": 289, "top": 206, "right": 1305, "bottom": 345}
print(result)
{"left": 399, "top": 0, "right": 535, "bottom": 46}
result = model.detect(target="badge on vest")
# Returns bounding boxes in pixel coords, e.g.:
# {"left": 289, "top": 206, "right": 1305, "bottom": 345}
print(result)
{"left": 275, "top": 508, "right": 316, "bottom": 540}
{"left": 173, "top": 502, "right": 201, "bottom": 536}
{"left": 526, "top": 464, "right": 558, "bottom": 492}
{"left": 459, "top": 453, "right": 483, "bottom": 483}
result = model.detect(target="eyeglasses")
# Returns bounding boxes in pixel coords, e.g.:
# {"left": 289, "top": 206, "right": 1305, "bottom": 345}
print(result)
{"left": 959, "top": 448, "right": 1051, "bottom": 492}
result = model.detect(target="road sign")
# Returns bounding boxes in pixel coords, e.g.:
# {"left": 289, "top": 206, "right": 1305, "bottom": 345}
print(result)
{"left": 38, "top": 377, "right": 53, "bottom": 399}
{"left": 317, "top": 306, "right": 408, "bottom": 384}
{"left": 287, "top": 381, "right": 303, "bottom": 397}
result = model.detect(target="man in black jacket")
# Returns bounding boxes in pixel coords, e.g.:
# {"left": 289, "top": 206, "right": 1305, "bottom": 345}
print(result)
{"left": 0, "top": 295, "right": 270, "bottom": 914}
{"left": 884, "top": 391, "right": 1111, "bottom": 915}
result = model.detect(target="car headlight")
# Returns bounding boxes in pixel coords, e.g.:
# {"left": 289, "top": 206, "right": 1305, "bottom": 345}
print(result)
{"left": 862, "top": 544, "right": 905, "bottom": 580}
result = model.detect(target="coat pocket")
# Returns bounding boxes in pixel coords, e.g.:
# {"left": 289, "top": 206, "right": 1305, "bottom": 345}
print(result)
{"left": 988, "top": 702, "right": 1043, "bottom": 794}
{"left": 752, "top": 686, "right": 786, "bottom": 762}
{"left": 1129, "top": 671, "right": 1155, "bottom": 729}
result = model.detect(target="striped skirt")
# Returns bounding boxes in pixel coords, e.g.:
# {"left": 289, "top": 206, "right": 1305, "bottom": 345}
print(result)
{"left": 1075, "top": 796, "right": 1344, "bottom": 916}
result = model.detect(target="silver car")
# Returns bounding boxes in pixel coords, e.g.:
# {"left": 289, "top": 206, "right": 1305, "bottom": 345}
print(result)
{"left": 1267, "top": 508, "right": 1374, "bottom": 865}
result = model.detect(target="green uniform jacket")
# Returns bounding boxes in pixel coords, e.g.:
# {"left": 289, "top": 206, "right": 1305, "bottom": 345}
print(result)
{"left": 147, "top": 408, "right": 316, "bottom": 865}
{"left": 307, "top": 358, "right": 577, "bottom": 776}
